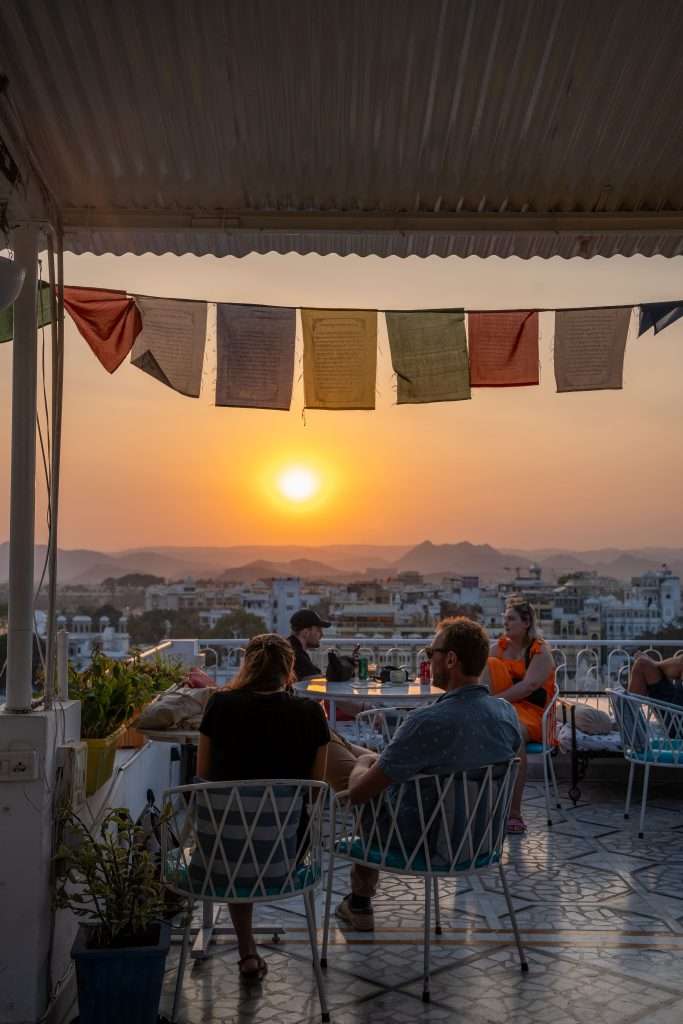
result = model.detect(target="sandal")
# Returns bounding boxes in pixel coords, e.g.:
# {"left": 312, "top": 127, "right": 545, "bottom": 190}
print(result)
{"left": 238, "top": 954, "right": 268, "bottom": 983}
{"left": 507, "top": 815, "right": 528, "bottom": 834}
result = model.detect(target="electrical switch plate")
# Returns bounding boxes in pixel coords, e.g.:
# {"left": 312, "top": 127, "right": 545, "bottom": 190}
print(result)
{"left": 0, "top": 750, "right": 40, "bottom": 781}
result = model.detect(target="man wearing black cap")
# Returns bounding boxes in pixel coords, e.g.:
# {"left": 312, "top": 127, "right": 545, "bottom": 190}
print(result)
{"left": 288, "top": 608, "right": 331, "bottom": 680}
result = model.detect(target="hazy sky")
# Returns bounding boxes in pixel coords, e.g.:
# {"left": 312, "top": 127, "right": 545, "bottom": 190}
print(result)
{"left": 1, "top": 251, "right": 682, "bottom": 552}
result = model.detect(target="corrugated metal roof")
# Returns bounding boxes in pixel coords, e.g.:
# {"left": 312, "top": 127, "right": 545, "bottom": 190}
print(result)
{"left": 1, "top": 0, "right": 682, "bottom": 259}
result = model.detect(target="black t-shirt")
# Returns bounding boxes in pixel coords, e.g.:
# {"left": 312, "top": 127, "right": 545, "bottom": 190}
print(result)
{"left": 288, "top": 634, "right": 321, "bottom": 680}
{"left": 199, "top": 687, "right": 330, "bottom": 782}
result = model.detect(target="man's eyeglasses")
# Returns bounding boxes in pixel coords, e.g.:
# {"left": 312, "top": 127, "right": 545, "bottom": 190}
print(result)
{"left": 425, "top": 646, "right": 448, "bottom": 659}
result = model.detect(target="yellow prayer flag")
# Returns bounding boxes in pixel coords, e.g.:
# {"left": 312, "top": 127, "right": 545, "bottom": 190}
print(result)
{"left": 302, "top": 309, "right": 377, "bottom": 410}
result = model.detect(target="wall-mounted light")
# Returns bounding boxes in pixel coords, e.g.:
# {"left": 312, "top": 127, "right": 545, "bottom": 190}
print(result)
{"left": 0, "top": 254, "right": 25, "bottom": 312}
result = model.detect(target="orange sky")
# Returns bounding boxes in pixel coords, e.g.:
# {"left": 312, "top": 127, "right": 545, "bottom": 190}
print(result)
{"left": 1, "top": 251, "right": 682, "bottom": 552}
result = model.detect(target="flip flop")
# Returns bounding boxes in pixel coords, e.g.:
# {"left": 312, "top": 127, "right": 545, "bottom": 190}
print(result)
{"left": 507, "top": 815, "right": 528, "bottom": 834}
{"left": 238, "top": 954, "right": 268, "bottom": 983}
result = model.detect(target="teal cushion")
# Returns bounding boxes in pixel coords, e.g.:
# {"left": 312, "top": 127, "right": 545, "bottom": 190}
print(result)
{"left": 166, "top": 853, "right": 318, "bottom": 897}
{"left": 336, "top": 837, "right": 499, "bottom": 873}
{"left": 629, "top": 749, "right": 683, "bottom": 765}
{"left": 650, "top": 738, "right": 683, "bottom": 750}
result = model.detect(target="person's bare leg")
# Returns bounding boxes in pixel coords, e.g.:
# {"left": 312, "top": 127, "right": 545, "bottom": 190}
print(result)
{"left": 510, "top": 727, "right": 529, "bottom": 820}
{"left": 629, "top": 656, "right": 663, "bottom": 696}
{"left": 228, "top": 903, "right": 257, "bottom": 964}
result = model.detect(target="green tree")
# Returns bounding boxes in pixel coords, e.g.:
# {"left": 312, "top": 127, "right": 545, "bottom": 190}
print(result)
{"left": 93, "top": 604, "right": 123, "bottom": 623}
{"left": 210, "top": 609, "right": 267, "bottom": 638}
{"left": 102, "top": 574, "right": 165, "bottom": 588}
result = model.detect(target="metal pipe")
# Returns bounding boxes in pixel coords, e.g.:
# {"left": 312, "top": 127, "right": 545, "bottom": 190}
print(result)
{"left": 6, "top": 224, "right": 39, "bottom": 712}
{"left": 44, "top": 230, "right": 64, "bottom": 707}
{"left": 56, "top": 628, "right": 68, "bottom": 701}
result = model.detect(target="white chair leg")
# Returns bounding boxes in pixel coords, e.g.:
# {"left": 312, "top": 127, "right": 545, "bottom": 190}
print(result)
{"left": 304, "top": 889, "right": 330, "bottom": 1024}
{"left": 171, "top": 900, "right": 194, "bottom": 1022}
{"left": 498, "top": 863, "right": 528, "bottom": 973}
{"left": 422, "top": 877, "right": 432, "bottom": 1002}
{"left": 624, "top": 762, "right": 635, "bottom": 819}
{"left": 321, "top": 847, "right": 335, "bottom": 968}
{"left": 542, "top": 750, "right": 553, "bottom": 827}
{"left": 548, "top": 750, "right": 562, "bottom": 810}
{"left": 638, "top": 763, "right": 651, "bottom": 838}
{"left": 432, "top": 877, "right": 442, "bottom": 936}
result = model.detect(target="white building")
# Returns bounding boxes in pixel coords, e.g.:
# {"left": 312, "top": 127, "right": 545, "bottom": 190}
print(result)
{"left": 597, "top": 567, "right": 681, "bottom": 642}
{"left": 35, "top": 612, "right": 131, "bottom": 671}
{"left": 270, "top": 577, "right": 304, "bottom": 635}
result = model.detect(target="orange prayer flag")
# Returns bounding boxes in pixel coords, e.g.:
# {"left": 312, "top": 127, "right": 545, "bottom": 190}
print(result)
{"left": 63, "top": 286, "right": 142, "bottom": 373}
{"left": 468, "top": 311, "right": 539, "bottom": 387}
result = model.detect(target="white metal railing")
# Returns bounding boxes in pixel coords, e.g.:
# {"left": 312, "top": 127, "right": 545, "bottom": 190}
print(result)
{"left": 160, "top": 636, "right": 683, "bottom": 691}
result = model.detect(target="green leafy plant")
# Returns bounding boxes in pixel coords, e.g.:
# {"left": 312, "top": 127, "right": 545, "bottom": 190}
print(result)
{"left": 54, "top": 807, "right": 168, "bottom": 948}
{"left": 69, "top": 650, "right": 185, "bottom": 739}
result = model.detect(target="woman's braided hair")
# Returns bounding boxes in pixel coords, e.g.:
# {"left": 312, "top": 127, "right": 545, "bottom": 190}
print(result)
{"left": 228, "top": 633, "right": 295, "bottom": 692}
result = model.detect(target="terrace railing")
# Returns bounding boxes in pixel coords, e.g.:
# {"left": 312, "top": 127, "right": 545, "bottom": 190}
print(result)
{"left": 162, "top": 637, "right": 683, "bottom": 692}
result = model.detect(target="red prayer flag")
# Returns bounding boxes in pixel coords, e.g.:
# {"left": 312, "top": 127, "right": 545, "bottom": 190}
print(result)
{"left": 468, "top": 311, "right": 539, "bottom": 387}
{"left": 63, "top": 286, "right": 142, "bottom": 373}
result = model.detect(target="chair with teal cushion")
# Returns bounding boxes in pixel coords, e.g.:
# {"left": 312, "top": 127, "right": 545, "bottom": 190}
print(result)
{"left": 607, "top": 689, "right": 683, "bottom": 837}
{"left": 161, "top": 779, "right": 330, "bottom": 1022}
{"left": 321, "top": 758, "right": 527, "bottom": 1004}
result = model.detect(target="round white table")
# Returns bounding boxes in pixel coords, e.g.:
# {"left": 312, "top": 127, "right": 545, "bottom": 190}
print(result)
{"left": 293, "top": 675, "right": 441, "bottom": 728}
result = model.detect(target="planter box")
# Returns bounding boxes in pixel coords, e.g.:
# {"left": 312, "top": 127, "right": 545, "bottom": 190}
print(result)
{"left": 117, "top": 723, "right": 149, "bottom": 749}
{"left": 117, "top": 705, "right": 151, "bottom": 750}
{"left": 72, "top": 921, "right": 171, "bottom": 1024}
{"left": 85, "top": 726, "right": 125, "bottom": 795}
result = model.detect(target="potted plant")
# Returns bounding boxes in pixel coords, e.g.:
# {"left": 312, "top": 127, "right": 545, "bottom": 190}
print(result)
{"left": 118, "top": 655, "right": 185, "bottom": 749}
{"left": 55, "top": 807, "right": 172, "bottom": 1024}
{"left": 69, "top": 651, "right": 140, "bottom": 794}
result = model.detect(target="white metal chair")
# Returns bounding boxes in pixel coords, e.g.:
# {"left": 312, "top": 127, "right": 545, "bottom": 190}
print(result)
{"left": 358, "top": 696, "right": 561, "bottom": 828}
{"left": 526, "top": 679, "right": 562, "bottom": 826}
{"left": 353, "top": 705, "right": 420, "bottom": 750}
{"left": 321, "top": 758, "right": 527, "bottom": 1003}
{"left": 607, "top": 689, "right": 683, "bottom": 837}
{"left": 161, "top": 779, "right": 330, "bottom": 1022}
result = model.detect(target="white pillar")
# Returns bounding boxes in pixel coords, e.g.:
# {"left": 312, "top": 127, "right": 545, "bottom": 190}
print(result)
{"left": 6, "top": 224, "right": 39, "bottom": 712}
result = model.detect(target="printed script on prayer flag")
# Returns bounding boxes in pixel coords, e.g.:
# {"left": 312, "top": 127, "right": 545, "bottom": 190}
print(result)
{"left": 468, "top": 311, "right": 539, "bottom": 387}
{"left": 554, "top": 308, "right": 631, "bottom": 393}
{"left": 385, "top": 311, "right": 470, "bottom": 403}
{"left": 131, "top": 297, "right": 207, "bottom": 397}
{"left": 302, "top": 309, "right": 377, "bottom": 410}
{"left": 215, "top": 304, "right": 295, "bottom": 410}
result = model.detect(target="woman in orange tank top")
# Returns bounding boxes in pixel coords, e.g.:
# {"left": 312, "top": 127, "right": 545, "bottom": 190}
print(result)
{"left": 484, "top": 598, "right": 556, "bottom": 834}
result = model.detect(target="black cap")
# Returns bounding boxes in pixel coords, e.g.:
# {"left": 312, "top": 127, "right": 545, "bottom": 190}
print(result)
{"left": 290, "top": 609, "right": 332, "bottom": 631}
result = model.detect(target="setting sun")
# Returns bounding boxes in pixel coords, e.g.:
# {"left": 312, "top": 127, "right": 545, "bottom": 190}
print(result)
{"left": 277, "top": 466, "right": 320, "bottom": 502}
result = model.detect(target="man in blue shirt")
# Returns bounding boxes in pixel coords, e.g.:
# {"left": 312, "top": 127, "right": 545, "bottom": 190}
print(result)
{"left": 336, "top": 617, "right": 521, "bottom": 931}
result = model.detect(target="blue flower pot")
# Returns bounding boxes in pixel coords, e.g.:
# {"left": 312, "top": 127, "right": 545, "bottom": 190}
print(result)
{"left": 71, "top": 921, "right": 171, "bottom": 1024}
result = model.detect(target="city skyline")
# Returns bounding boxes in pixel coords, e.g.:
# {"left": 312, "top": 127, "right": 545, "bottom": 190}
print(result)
{"left": 1, "top": 250, "right": 682, "bottom": 552}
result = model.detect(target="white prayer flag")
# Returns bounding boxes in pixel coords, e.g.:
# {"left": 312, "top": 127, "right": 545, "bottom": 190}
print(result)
{"left": 215, "top": 304, "right": 295, "bottom": 410}
{"left": 554, "top": 308, "right": 631, "bottom": 393}
{"left": 131, "top": 297, "right": 207, "bottom": 397}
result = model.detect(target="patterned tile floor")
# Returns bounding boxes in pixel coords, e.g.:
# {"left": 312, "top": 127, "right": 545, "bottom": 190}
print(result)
{"left": 162, "top": 776, "right": 683, "bottom": 1024}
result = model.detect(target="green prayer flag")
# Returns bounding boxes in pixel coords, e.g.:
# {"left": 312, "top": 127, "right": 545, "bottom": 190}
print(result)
{"left": 0, "top": 282, "right": 54, "bottom": 343}
{"left": 386, "top": 310, "right": 471, "bottom": 403}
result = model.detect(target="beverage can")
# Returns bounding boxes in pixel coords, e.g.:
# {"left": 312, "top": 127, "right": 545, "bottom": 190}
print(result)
{"left": 358, "top": 657, "right": 369, "bottom": 681}
{"left": 419, "top": 660, "right": 431, "bottom": 684}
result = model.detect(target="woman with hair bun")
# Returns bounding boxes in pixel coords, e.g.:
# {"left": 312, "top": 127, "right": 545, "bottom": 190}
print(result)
{"left": 197, "top": 634, "right": 329, "bottom": 983}
{"left": 484, "top": 599, "right": 556, "bottom": 834}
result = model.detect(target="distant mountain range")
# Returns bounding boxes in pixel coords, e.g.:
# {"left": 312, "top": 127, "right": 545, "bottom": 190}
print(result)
{"left": 1, "top": 540, "right": 681, "bottom": 586}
